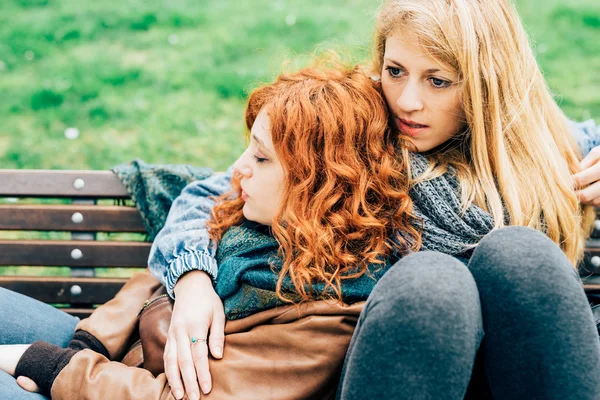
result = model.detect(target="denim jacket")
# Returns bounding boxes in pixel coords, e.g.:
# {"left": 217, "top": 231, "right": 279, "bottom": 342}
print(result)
{"left": 148, "top": 119, "right": 600, "bottom": 297}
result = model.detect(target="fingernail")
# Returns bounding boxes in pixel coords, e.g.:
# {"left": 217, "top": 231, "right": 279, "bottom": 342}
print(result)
{"left": 215, "top": 346, "right": 223, "bottom": 358}
{"left": 201, "top": 382, "right": 212, "bottom": 395}
{"left": 172, "top": 389, "right": 183, "bottom": 399}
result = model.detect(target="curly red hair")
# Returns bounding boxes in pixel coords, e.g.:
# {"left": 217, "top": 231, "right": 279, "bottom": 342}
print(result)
{"left": 208, "top": 59, "right": 421, "bottom": 303}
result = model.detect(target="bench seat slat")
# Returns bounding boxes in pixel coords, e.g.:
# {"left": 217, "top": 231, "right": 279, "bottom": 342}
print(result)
{"left": 0, "top": 205, "right": 146, "bottom": 232}
{"left": 0, "top": 240, "right": 150, "bottom": 267}
{"left": 0, "top": 276, "right": 127, "bottom": 305}
{"left": 0, "top": 170, "right": 129, "bottom": 198}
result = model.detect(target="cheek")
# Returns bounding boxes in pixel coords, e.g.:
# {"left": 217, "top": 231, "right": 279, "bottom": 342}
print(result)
{"left": 436, "top": 94, "right": 464, "bottom": 131}
{"left": 381, "top": 80, "right": 396, "bottom": 108}
{"left": 270, "top": 168, "right": 285, "bottom": 206}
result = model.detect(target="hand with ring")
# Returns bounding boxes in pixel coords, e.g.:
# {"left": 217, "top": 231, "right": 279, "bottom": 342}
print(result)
{"left": 164, "top": 271, "right": 225, "bottom": 400}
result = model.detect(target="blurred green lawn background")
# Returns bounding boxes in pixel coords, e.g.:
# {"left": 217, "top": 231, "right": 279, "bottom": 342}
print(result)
{"left": 1, "top": 0, "right": 599, "bottom": 172}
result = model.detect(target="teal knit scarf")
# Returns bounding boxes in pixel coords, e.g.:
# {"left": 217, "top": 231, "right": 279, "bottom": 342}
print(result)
{"left": 214, "top": 222, "right": 392, "bottom": 320}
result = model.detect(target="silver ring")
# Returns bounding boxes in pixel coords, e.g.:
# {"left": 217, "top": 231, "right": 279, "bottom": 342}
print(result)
{"left": 190, "top": 336, "right": 207, "bottom": 345}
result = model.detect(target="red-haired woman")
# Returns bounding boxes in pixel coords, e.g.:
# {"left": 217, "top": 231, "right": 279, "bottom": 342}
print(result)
{"left": 0, "top": 61, "right": 421, "bottom": 399}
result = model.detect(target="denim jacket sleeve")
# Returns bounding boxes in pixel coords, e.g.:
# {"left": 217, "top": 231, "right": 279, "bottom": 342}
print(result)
{"left": 148, "top": 167, "right": 233, "bottom": 298}
{"left": 570, "top": 119, "right": 600, "bottom": 157}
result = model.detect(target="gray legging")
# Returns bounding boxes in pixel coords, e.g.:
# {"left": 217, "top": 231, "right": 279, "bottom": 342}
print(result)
{"left": 337, "top": 226, "right": 600, "bottom": 400}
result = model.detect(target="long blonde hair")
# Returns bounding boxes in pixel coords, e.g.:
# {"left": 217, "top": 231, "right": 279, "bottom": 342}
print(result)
{"left": 373, "top": 0, "right": 593, "bottom": 265}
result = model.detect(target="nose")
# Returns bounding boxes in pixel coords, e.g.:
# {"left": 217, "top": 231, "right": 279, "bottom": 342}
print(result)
{"left": 395, "top": 80, "right": 424, "bottom": 113}
{"left": 233, "top": 151, "right": 253, "bottom": 179}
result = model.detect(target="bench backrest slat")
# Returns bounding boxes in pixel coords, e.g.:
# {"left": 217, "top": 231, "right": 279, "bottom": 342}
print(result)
{"left": 0, "top": 205, "right": 146, "bottom": 232}
{"left": 0, "top": 170, "right": 129, "bottom": 198}
{"left": 0, "top": 240, "right": 150, "bottom": 267}
{"left": 0, "top": 276, "right": 127, "bottom": 305}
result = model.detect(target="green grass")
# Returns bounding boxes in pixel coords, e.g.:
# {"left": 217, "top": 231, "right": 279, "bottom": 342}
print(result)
{"left": 0, "top": 0, "right": 597, "bottom": 172}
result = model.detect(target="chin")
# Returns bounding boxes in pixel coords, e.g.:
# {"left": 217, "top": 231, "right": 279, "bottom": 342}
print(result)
{"left": 242, "top": 206, "right": 266, "bottom": 225}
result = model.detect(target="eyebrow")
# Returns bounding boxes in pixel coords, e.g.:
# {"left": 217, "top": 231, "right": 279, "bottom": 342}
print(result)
{"left": 251, "top": 134, "right": 273, "bottom": 154}
{"left": 385, "top": 58, "right": 442, "bottom": 74}
{"left": 251, "top": 134, "right": 265, "bottom": 147}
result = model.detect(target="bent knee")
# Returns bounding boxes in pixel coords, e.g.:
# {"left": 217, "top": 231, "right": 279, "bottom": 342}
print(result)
{"left": 470, "top": 226, "right": 579, "bottom": 293}
{"left": 366, "top": 252, "right": 481, "bottom": 326}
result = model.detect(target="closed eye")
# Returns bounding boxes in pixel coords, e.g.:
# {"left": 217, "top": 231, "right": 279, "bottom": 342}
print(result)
{"left": 254, "top": 155, "right": 268, "bottom": 163}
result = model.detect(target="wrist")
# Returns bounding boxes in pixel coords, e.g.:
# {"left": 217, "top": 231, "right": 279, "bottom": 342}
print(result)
{"left": 174, "top": 270, "right": 213, "bottom": 297}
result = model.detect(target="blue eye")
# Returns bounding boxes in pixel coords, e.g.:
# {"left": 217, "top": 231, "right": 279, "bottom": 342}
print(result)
{"left": 254, "top": 155, "right": 268, "bottom": 163}
{"left": 430, "top": 77, "right": 451, "bottom": 89}
{"left": 385, "top": 66, "right": 404, "bottom": 78}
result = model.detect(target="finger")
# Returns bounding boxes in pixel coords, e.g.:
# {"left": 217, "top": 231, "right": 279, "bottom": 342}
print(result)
{"left": 208, "top": 309, "right": 225, "bottom": 359}
{"left": 16, "top": 376, "right": 40, "bottom": 393}
{"left": 576, "top": 180, "right": 600, "bottom": 205}
{"left": 574, "top": 162, "right": 600, "bottom": 189}
{"left": 164, "top": 338, "right": 185, "bottom": 400}
{"left": 177, "top": 331, "right": 202, "bottom": 400}
{"left": 191, "top": 337, "right": 212, "bottom": 394}
{"left": 581, "top": 147, "right": 600, "bottom": 171}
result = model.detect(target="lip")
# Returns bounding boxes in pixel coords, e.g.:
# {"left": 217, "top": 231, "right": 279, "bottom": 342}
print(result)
{"left": 397, "top": 117, "right": 429, "bottom": 137}
{"left": 241, "top": 189, "right": 249, "bottom": 201}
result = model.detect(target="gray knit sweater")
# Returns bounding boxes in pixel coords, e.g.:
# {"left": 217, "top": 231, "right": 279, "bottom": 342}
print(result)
{"left": 409, "top": 153, "right": 494, "bottom": 256}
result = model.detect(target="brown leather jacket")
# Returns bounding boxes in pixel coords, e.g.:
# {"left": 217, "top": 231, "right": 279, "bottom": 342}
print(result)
{"left": 49, "top": 271, "right": 364, "bottom": 400}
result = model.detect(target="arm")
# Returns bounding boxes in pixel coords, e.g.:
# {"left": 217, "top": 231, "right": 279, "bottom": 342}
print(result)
{"left": 148, "top": 167, "right": 233, "bottom": 298}
{"left": 148, "top": 167, "right": 233, "bottom": 399}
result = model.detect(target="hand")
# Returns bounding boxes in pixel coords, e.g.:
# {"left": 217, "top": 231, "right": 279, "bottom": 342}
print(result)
{"left": 164, "top": 271, "right": 225, "bottom": 400}
{"left": 0, "top": 344, "right": 30, "bottom": 376}
{"left": 575, "top": 146, "right": 600, "bottom": 206}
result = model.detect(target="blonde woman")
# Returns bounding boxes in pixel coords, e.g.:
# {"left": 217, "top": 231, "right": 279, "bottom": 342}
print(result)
{"left": 336, "top": 0, "right": 600, "bottom": 399}
{"left": 141, "top": 1, "right": 599, "bottom": 399}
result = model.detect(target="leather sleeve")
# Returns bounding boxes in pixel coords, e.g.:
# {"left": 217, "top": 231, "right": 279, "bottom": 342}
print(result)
{"left": 75, "top": 269, "right": 162, "bottom": 360}
{"left": 51, "top": 301, "right": 364, "bottom": 400}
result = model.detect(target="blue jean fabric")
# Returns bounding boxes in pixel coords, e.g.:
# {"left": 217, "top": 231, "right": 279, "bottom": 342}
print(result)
{"left": 0, "top": 287, "right": 78, "bottom": 400}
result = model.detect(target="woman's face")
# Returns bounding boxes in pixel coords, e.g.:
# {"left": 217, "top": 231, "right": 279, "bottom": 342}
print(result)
{"left": 233, "top": 108, "right": 285, "bottom": 225}
{"left": 381, "top": 31, "right": 466, "bottom": 152}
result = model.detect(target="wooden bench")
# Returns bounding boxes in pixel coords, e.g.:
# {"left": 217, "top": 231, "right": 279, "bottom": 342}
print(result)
{"left": 2, "top": 169, "right": 600, "bottom": 318}
{"left": 0, "top": 170, "right": 149, "bottom": 318}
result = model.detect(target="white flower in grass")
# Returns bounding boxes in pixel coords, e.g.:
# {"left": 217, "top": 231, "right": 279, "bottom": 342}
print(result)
{"left": 25, "top": 51, "right": 35, "bottom": 61}
{"left": 65, "top": 127, "right": 80, "bottom": 140}
{"left": 285, "top": 14, "right": 296, "bottom": 26}
{"left": 168, "top": 34, "right": 179, "bottom": 45}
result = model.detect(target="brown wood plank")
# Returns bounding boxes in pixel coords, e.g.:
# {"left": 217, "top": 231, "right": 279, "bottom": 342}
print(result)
{"left": 584, "top": 284, "right": 600, "bottom": 294}
{"left": 0, "top": 276, "right": 127, "bottom": 304}
{"left": 0, "top": 205, "right": 146, "bottom": 232}
{"left": 0, "top": 170, "right": 129, "bottom": 198}
{"left": 61, "top": 308, "right": 94, "bottom": 318}
{"left": 0, "top": 240, "right": 150, "bottom": 267}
